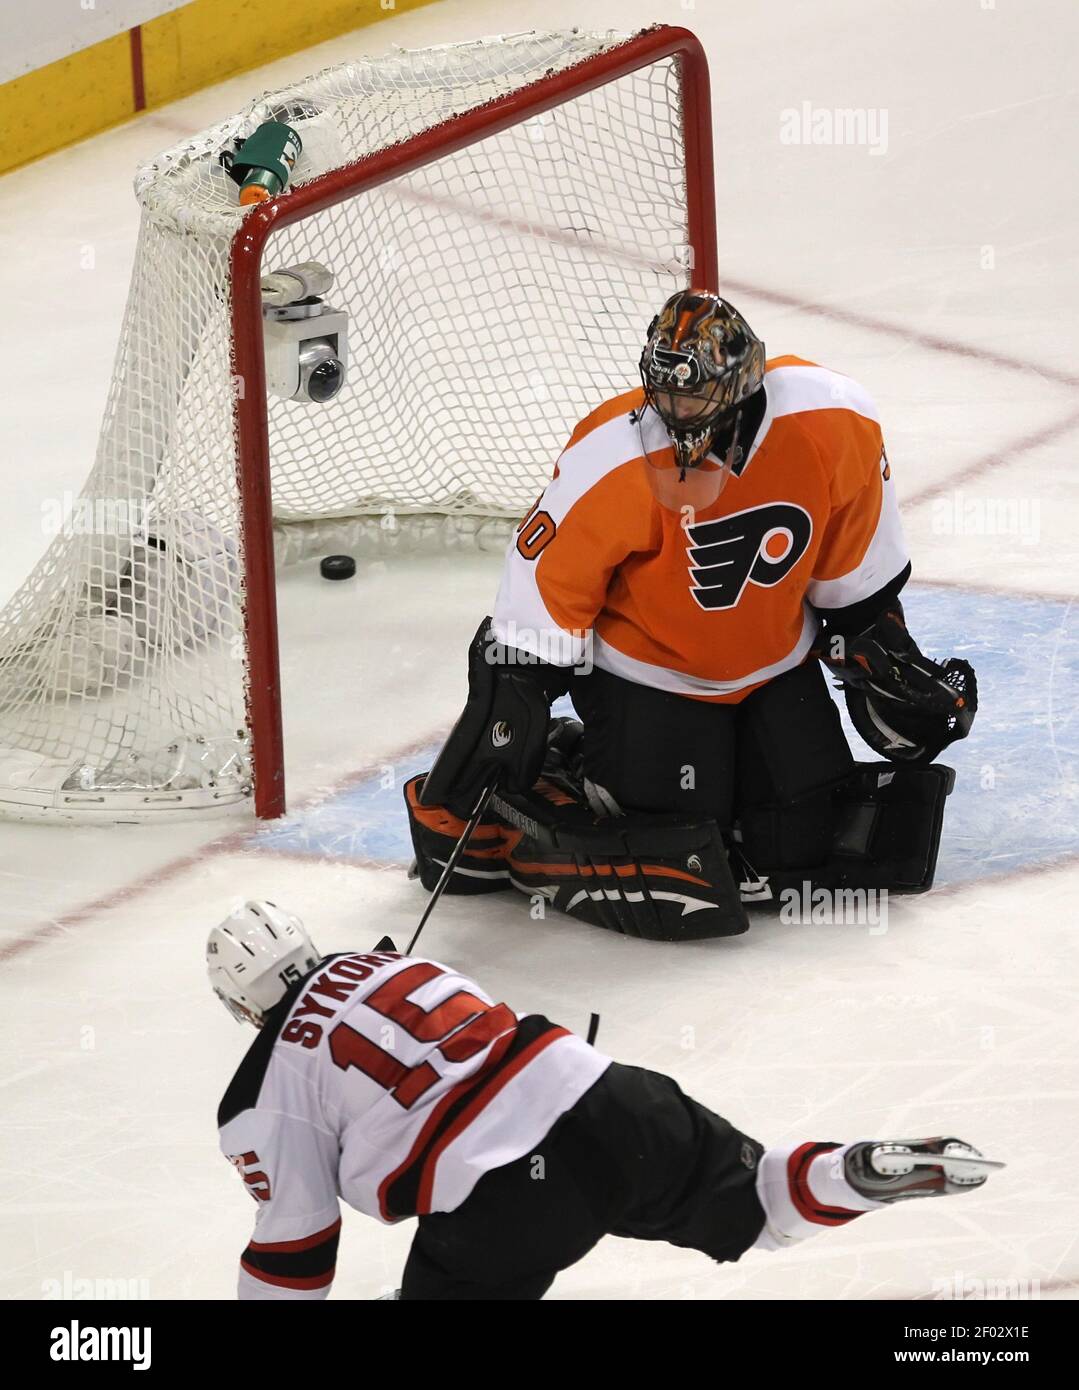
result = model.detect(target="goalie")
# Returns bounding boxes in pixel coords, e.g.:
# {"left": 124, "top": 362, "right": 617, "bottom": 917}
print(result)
{"left": 406, "top": 290, "right": 976, "bottom": 940}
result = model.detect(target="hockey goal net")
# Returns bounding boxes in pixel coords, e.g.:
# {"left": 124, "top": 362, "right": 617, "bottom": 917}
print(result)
{"left": 0, "top": 26, "right": 716, "bottom": 821}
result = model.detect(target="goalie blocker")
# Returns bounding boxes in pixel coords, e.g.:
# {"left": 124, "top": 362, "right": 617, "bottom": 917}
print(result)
{"left": 404, "top": 721, "right": 955, "bottom": 943}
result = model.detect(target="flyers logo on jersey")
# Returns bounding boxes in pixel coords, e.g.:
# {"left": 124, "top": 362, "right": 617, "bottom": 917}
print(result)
{"left": 686, "top": 502, "right": 813, "bottom": 611}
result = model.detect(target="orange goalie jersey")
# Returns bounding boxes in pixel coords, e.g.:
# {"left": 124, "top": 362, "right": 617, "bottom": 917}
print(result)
{"left": 493, "top": 357, "right": 908, "bottom": 703}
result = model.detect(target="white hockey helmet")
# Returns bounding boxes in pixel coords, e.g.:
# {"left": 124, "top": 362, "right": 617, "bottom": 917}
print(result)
{"left": 207, "top": 900, "right": 320, "bottom": 1026}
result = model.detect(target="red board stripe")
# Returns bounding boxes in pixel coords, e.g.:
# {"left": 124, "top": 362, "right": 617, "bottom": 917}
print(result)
{"left": 130, "top": 26, "right": 146, "bottom": 112}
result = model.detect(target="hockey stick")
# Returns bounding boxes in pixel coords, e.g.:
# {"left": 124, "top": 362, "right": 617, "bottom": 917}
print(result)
{"left": 407, "top": 778, "right": 499, "bottom": 954}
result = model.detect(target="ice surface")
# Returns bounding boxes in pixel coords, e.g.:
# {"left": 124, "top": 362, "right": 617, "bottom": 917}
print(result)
{"left": 1, "top": 0, "right": 1077, "bottom": 1300}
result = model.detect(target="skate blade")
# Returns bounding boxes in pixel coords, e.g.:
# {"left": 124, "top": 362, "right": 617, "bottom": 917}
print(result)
{"left": 871, "top": 1148, "right": 1005, "bottom": 1179}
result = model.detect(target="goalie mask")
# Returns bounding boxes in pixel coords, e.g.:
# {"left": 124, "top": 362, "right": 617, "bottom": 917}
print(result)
{"left": 207, "top": 900, "right": 319, "bottom": 1026}
{"left": 640, "top": 289, "right": 766, "bottom": 474}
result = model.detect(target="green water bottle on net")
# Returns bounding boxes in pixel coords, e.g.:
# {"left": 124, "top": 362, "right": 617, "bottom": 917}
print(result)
{"left": 229, "top": 121, "right": 303, "bottom": 206}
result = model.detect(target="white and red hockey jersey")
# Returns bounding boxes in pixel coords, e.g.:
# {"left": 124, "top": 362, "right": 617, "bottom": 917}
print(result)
{"left": 217, "top": 949, "right": 611, "bottom": 1299}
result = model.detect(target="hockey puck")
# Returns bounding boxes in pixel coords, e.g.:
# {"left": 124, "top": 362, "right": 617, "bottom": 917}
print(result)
{"left": 319, "top": 554, "right": 356, "bottom": 581}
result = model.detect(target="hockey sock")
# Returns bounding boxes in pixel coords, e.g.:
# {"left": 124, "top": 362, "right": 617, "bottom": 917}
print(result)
{"left": 753, "top": 1141, "right": 885, "bottom": 1251}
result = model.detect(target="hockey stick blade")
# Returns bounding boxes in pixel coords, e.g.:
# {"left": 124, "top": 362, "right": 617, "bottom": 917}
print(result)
{"left": 406, "top": 778, "right": 499, "bottom": 955}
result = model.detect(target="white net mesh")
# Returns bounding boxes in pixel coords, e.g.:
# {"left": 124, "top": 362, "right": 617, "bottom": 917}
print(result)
{"left": 0, "top": 29, "right": 693, "bottom": 819}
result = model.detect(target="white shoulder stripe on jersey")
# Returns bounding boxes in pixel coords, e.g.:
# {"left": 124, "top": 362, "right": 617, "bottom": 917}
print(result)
{"left": 766, "top": 363, "right": 881, "bottom": 423}
{"left": 742, "top": 364, "right": 880, "bottom": 473}
{"left": 540, "top": 402, "right": 664, "bottom": 524}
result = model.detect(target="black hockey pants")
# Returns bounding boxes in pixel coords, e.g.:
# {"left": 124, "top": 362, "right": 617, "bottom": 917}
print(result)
{"left": 569, "top": 657, "right": 855, "bottom": 870}
{"left": 399, "top": 1062, "right": 765, "bottom": 1300}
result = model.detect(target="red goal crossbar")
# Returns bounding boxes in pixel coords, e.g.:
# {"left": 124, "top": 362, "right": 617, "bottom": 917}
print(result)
{"left": 229, "top": 25, "right": 717, "bottom": 818}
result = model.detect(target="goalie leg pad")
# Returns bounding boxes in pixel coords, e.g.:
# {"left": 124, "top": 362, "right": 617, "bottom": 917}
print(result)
{"left": 404, "top": 774, "right": 513, "bottom": 895}
{"left": 733, "top": 660, "right": 856, "bottom": 871}
{"left": 404, "top": 771, "right": 748, "bottom": 940}
{"left": 494, "top": 784, "right": 749, "bottom": 941}
{"left": 828, "top": 761, "right": 956, "bottom": 893}
{"left": 747, "top": 762, "right": 956, "bottom": 897}
{"left": 736, "top": 787, "right": 837, "bottom": 872}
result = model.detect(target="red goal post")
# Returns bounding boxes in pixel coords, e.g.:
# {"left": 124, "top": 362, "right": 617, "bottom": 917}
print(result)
{"left": 0, "top": 27, "right": 716, "bottom": 823}
{"left": 233, "top": 25, "right": 717, "bottom": 818}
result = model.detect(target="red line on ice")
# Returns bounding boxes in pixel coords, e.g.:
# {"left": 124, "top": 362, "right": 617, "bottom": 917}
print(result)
{"left": 722, "top": 276, "right": 1079, "bottom": 393}
{"left": 0, "top": 729, "right": 443, "bottom": 963}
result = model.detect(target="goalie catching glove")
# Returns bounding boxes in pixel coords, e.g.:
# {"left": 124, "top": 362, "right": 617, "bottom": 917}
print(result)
{"left": 816, "top": 603, "right": 977, "bottom": 763}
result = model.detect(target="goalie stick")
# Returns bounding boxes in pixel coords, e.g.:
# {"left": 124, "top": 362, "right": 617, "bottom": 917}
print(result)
{"left": 406, "top": 778, "right": 499, "bottom": 954}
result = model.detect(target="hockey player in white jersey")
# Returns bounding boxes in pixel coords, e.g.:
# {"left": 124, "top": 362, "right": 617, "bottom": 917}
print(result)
{"left": 209, "top": 902, "right": 1002, "bottom": 1300}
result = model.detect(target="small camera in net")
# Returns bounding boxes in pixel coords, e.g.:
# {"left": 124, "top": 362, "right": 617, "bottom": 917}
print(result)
{"left": 260, "top": 261, "right": 348, "bottom": 404}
